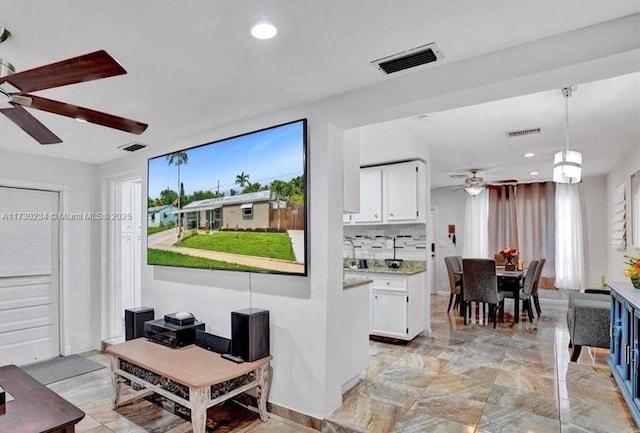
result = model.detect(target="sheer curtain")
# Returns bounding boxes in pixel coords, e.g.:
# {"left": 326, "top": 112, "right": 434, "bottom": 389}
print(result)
{"left": 488, "top": 185, "right": 518, "bottom": 254}
{"left": 516, "top": 182, "right": 556, "bottom": 288}
{"left": 555, "top": 183, "right": 585, "bottom": 290}
{"left": 463, "top": 189, "right": 489, "bottom": 258}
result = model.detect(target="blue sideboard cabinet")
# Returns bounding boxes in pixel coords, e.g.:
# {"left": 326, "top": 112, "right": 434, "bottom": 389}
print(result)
{"left": 608, "top": 281, "right": 640, "bottom": 427}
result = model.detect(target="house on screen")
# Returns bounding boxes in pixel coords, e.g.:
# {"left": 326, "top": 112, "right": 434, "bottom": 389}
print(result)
{"left": 147, "top": 204, "right": 179, "bottom": 228}
{"left": 180, "top": 190, "right": 271, "bottom": 230}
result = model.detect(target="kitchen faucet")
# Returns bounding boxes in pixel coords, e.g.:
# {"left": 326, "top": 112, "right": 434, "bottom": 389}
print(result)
{"left": 343, "top": 238, "right": 356, "bottom": 267}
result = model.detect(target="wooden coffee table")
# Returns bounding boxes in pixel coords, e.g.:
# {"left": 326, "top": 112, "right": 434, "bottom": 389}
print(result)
{"left": 0, "top": 364, "right": 85, "bottom": 433}
{"left": 106, "top": 339, "right": 272, "bottom": 433}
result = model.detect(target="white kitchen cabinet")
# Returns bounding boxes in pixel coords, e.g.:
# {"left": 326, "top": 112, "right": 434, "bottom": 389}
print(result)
{"left": 371, "top": 290, "right": 407, "bottom": 337}
{"left": 345, "top": 270, "right": 425, "bottom": 340}
{"left": 344, "top": 160, "right": 426, "bottom": 225}
{"left": 385, "top": 162, "right": 419, "bottom": 222}
{"left": 351, "top": 167, "right": 383, "bottom": 223}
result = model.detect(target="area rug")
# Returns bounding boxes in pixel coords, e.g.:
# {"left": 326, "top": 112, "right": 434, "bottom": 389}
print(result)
{"left": 22, "top": 355, "right": 105, "bottom": 385}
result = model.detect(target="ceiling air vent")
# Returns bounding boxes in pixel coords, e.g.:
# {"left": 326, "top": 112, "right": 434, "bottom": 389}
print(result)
{"left": 118, "top": 142, "right": 147, "bottom": 152}
{"left": 372, "top": 42, "right": 443, "bottom": 75}
{"left": 506, "top": 128, "right": 541, "bottom": 137}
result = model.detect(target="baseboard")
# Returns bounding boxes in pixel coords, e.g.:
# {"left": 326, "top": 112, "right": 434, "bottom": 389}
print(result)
{"left": 234, "top": 394, "right": 323, "bottom": 431}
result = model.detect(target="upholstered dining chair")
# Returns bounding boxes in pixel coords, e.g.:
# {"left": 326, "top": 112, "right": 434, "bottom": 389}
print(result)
{"left": 531, "top": 258, "right": 546, "bottom": 317}
{"left": 501, "top": 260, "right": 538, "bottom": 322}
{"left": 462, "top": 259, "right": 505, "bottom": 328}
{"left": 444, "top": 256, "right": 462, "bottom": 313}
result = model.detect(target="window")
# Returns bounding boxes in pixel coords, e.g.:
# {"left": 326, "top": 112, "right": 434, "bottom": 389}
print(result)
{"left": 241, "top": 203, "right": 253, "bottom": 219}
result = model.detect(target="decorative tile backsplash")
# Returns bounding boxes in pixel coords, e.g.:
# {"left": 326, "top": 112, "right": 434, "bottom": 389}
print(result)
{"left": 343, "top": 224, "right": 427, "bottom": 261}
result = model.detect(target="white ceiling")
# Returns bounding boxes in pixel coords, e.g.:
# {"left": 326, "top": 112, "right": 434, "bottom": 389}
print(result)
{"left": 0, "top": 1, "right": 638, "bottom": 167}
{"left": 396, "top": 72, "right": 640, "bottom": 188}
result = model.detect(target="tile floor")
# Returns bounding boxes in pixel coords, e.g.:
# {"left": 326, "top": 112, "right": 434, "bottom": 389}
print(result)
{"left": 49, "top": 293, "right": 638, "bottom": 433}
{"left": 324, "top": 294, "right": 639, "bottom": 433}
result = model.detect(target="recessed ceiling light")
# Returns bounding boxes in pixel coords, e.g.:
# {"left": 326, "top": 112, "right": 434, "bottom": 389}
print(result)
{"left": 530, "top": 171, "right": 539, "bottom": 175}
{"left": 251, "top": 22, "right": 277, "bottom": 40}
{"left": 523, "top": 153, "right": 535, "bottom": 158}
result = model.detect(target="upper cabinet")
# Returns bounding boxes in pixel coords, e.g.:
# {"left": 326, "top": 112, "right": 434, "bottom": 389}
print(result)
{"left": 344, "top": 160, "right": 426, "bottom": 225}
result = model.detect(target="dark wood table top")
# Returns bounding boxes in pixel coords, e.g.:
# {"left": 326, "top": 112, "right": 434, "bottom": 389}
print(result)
{"left": 0, "top": 364, "right": 85, "bottom": 433}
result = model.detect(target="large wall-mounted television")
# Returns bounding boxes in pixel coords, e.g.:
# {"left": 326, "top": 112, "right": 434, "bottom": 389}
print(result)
{"left": 147, "top": 119, "right": 308, "bottom": 276}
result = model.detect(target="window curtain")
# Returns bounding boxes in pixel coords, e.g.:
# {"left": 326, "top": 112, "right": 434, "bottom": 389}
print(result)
{"left": 555, "top": 183, "right": 585, "bottom": 290}
{"left": 488, "top": 185, "right": 518, "bottom": 254}
{"left": 463, "top": 189, "right": 489, "bottom": 258}
{"left": 516, "top": 182, "right": 556, "bottom": 288}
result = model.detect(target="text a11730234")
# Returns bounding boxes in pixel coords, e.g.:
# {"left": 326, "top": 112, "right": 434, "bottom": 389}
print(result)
{"left": 0, "top": 211, "right": 132, "bottom": 221}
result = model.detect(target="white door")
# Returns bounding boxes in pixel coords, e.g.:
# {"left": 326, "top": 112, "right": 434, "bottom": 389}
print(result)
{"left": 0, "top": 187, "right": 59, "bottom": 365}
{"left": 114, "top": 180, "right": 142, "bottom": 338}
{"left": 352, "top": 167, "right": 382, "bottom": 223}
{"left": 370, "top": 290, "right": 407, "bottom": 337}
{"left": 385, "top": 162, "right": 418, "bottom": 222}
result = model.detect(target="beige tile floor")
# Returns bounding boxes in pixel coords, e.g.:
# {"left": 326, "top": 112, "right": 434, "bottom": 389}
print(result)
{"left": 324, "top": 294, "right": 639, "bottom": 433}
{"left": 48, "top": 293, "right": 638, "bottom": 433}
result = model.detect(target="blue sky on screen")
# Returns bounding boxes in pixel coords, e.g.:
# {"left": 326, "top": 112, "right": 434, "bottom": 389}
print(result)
{"left": 148, "top": 121, "right": 304, "bottom": 199}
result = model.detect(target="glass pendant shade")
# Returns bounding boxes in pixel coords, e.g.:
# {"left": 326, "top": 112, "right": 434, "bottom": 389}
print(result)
{"left": 553, "top": 149, "right": 582, "bottom": 183}
{"left": 464, "top": 186, "right": 484, "bottom": 196}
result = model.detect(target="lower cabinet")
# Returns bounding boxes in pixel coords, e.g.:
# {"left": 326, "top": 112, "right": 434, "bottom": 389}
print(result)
{"left": 608, "top": 282, "right": 640, "bottom": 428}
{"left": 349, "top": 272, "right": 425, "bottom": 341}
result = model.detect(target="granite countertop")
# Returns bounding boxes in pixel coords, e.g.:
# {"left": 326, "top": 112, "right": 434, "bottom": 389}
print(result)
{"left": 343, "top": 278, "right": 373, "bottom": 290}
{"left": 343, "top": 259, "right": 427, "bottom": 276}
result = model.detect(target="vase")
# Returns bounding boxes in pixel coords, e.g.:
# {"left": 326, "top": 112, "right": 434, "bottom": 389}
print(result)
{"left": 504, "top": 256, "right": 516, "bottom": 271}
{"left": 632, "top": 276, "right": 640, "bottom": 289}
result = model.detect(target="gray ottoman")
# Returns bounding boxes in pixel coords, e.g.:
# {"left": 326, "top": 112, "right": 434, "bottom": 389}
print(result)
{"left": 566, "top": 291, "right": 610, "bottom": 362}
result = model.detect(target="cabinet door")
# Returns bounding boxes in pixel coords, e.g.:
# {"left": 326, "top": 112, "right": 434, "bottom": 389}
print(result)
{"left": 612, "top": 292, "right": 624, "bottom": 368}
{"left": 352, "top": 167, "right": 382, "bottom": 223}
{"left": 370, "top": 290, "right": 407, "bottom": 337}
{"left": 385, "top": 162, "right": 418, "bottom": 222}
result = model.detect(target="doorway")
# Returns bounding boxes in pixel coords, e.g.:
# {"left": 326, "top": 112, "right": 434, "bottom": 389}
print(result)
{"left": 0, "top": 186, "right": 60, "bottom": 365}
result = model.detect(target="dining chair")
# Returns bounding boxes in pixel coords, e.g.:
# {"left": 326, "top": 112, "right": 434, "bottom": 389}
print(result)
{"left": 462, "top": 259, "right": 505, "bottom": 328}
{"left": 444, "top": 256, "right": 462, "bottom": 313}
{"left": 531, "top": 258, "right": 546, "bottom": 317}
{"left": 499, "top": 260, "right": 537, "bottom": 322}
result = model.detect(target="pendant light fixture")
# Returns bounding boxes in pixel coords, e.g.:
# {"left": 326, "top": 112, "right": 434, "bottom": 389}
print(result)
{"left": 553, "top": 86, "right": 582, "bottom": 183}
{"left": 464, "top": 169, "right": 485, "bottom": 196}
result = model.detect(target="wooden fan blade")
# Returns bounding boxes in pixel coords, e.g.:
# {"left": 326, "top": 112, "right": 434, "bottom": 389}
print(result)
{"left": 27, "top": 95, "right": 148, "bottom": 135}
{"left": 0, "top": 104, "right": 62, "bottom": 144}
{"left": 0, "top": 50, "right": 126, "bottom": 94}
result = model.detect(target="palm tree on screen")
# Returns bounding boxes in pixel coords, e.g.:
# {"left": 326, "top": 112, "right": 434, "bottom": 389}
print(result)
{"left": 167, "top": 151, "right": 188, "bottom": 236}
{"left": 235, "top": 172, "right": 250, "bottom": 188}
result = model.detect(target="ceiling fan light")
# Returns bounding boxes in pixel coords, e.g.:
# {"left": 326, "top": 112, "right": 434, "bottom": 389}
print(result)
{"left": 464, "top": 185, "right": 484, "bottom": 196}
{"left": 553, "top": 150, "right": 582, "bottom": 183}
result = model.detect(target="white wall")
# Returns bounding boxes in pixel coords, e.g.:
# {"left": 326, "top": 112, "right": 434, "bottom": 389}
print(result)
{"left": 608, "top": 143, "right": 640, "bottom": 280}
{"left": 431, "top": 188, "right": 467, "bottom": 293}
{"left": 0, "top": 149, "right": 100, "bottom": 355}
{"left": 95, "top": 15, "right": 638, "bottom": 419}
{"left": 580, "top": 176, "right": 608, "bottom": 288}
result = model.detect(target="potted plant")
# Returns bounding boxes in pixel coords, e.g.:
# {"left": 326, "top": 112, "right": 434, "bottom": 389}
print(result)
{"left": 624, "top": 256, "right": 640, "bottom": 289}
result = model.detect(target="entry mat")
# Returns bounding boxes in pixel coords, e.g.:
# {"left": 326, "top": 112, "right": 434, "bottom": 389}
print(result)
{"left": 22, "top": 355, "right": 105, "bottom": 385}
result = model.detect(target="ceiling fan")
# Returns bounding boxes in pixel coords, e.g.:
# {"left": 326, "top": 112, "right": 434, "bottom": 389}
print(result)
{"left": 0, "top": 50, "right": 148, "bottom": 144}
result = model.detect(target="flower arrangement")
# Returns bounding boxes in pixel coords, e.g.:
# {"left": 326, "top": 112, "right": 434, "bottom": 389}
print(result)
{"left": 499, "top": 247, "right": 519, "bottom": 270}
{"left": 624, "top": 256, "right": 640, "bottom": 289}
{"left": 499, "top": 247, "right": 519, "bottom": 259}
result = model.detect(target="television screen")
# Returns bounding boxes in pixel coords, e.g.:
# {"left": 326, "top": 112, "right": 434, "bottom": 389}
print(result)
{"left": 147, "top": 119, "right": 308, "bottom": 276}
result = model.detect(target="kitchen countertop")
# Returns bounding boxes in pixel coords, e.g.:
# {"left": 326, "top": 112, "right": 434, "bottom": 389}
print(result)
{"left": 343, "top": 278, "right": 373, "bottom": 290}
{"left": 343, "top": 260, "right": 427, "bottom": 276}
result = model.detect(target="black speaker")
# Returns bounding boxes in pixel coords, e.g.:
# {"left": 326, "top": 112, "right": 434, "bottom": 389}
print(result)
{"left": 195, "top": 330, "right": 231, "bottom": 354}
{"left": 231, "top": 308, "right": 269, "bottom": 362}
{"left": 125, "top": 307, "right": 154, "bottom": 341}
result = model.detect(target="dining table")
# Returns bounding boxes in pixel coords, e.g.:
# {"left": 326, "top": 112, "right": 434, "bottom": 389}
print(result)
{"left": 454, "top": 268, "right": 526, "bottom": 323}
